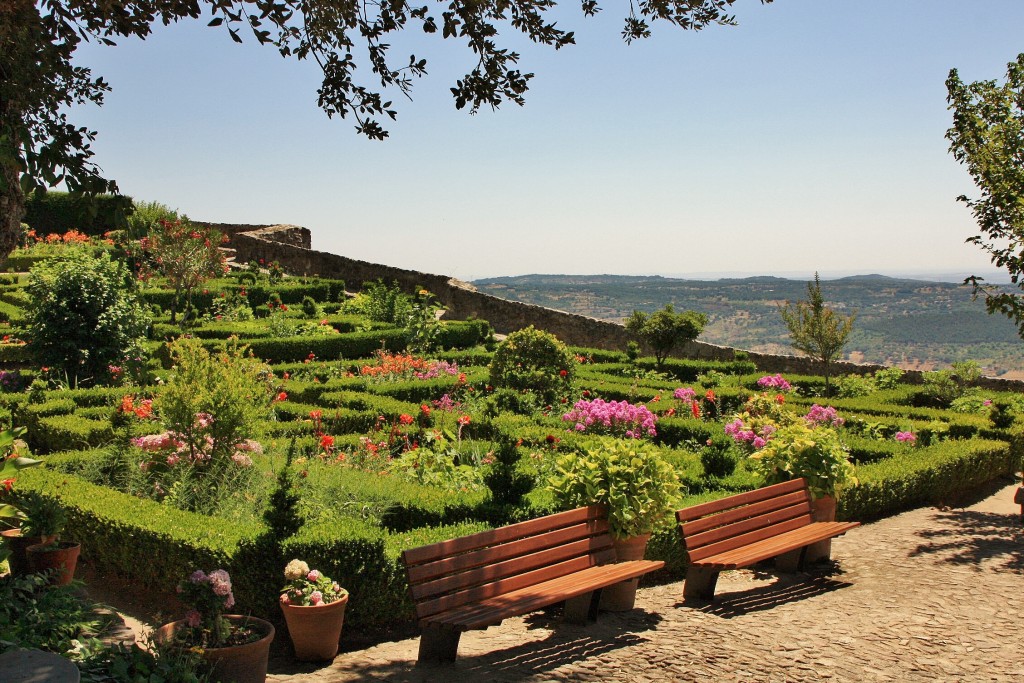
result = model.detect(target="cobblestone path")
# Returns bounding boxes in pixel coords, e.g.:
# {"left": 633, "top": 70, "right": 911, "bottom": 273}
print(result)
{"left": 267, "top": 482, "right": 1023, "bottom": 682}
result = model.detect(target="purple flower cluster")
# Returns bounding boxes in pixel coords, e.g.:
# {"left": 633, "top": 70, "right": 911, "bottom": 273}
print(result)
{"left": 724, "top": 418, "right": 777, "bottom": 450}
{"left": 757, "top": 374, "right": 792, "bottom": 391}
{"left": 895, "top": 431, "right": 916, "bottom": 443}
{"left": 562, "top": 398, "right": 658, "bottom": 438}
{"left": 804, "top": 404, "right": 844, "bottom": 427}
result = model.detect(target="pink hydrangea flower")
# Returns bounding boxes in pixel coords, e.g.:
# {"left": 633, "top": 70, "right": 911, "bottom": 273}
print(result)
{"left": 307, "top": 570, "right": 321, "bottom": 582}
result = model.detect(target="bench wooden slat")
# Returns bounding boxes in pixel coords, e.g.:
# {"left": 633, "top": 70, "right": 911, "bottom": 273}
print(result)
{"left": 402, "top": 505, "right": 606, "bottom": 567}
{"left": 411, "top": 535, "right": 614, "bottom": 601}
{"left": 681, "top": 490, "right": 810, "bottom": 538}
{"left": 416, "top": 554, "right": 598, "bottom": 620}
{"left": 429, "top": 560, "right": 665, "bottom": 630}
{"left": 694, "top": 521, "right": 860, "bottom": 569}
{"left": 407, "top": 519, "right": 609, "bottom": 586}
{"left": 675, "top": 478, "right": 808, "bottom": 524}
{"left": 687, "top": 512, "right": 812, "bottom": 562}
{"left": 684, "top": 501, "right": 809, "bottom": 552}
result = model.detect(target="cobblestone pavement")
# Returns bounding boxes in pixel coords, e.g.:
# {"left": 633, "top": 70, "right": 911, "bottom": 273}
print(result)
{"left": 265, "top": 482, "right": 1023, "bottom": 683}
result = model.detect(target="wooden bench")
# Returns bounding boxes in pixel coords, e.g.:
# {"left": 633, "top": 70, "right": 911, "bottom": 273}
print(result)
{"left": 400, "top": 505, "right": 665, "bottom": 663}
{"left": 676, "top": 478, "right": 860, "bottom": 601}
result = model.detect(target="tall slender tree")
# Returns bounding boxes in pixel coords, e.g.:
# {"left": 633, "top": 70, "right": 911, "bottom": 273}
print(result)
{"left": 778, "top": 273, "right": 856, "bottom": 397}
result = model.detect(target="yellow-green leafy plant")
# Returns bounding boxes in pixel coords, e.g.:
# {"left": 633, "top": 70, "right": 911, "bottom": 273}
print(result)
{"left": 748, "top": 422, "right": 856, "bottom": 499}
{"left": 548, "top": 438, "right": 682, "bottom": 539}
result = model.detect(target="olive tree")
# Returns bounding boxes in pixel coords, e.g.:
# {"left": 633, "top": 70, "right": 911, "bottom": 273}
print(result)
{"left": 625, "top": 304, "right": 708, "bottom": 368}
{"left": 0, "top": 0, "right": 771, "bottom": 265}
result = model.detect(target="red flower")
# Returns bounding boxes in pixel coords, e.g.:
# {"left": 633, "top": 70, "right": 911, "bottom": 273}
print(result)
{"left": 399, "top": 414, "right": 414, "bottom": 425}
{"left": 420, "top": 404, "right": 431, "bottom": 416}
{"left": 457, "top": 415, "right": 471, "bottom": 426}
{"left": 276, "top": 392, "right": 288, "bottom": 402}
{"left": 2, "top": 478, "right": 15, "bottom": 492}
{"left": 691, "top": 400, "right": 701, "bottom": 419}
{"left": 559, "top": 369, "right": 568, "bottom": 378}
{"left": 309, "top": 409, "right": 323, "bottom": 420}
{"left": 705, "top": 390, "right": 716, "bottom": 401}
{"left": 776, "top": 393, "right": 785, "bottom": 404}
{"left": 319, "top": 434, "right": 335, "bottom": 450}
{"left": 666, "top": 408, "right": 676, "bottom": 417}
{"left": 545, "top": 435, "right": 556, "bottom": 444}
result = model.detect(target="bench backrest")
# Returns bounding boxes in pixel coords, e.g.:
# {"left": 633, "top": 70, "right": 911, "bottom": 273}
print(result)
{"left": 676, "top": 478, "right": 814, "bottom": 562}
{"left": 401, "top": 505, "right": 616, "bottom": 620}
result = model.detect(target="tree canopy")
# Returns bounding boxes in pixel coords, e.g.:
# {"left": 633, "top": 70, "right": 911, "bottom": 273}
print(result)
{"left": 946, "top": 54, "right": 1024, "bottom": 338}
{"left": 0, "top": 0, "right": 771, "bottom": 265}
{"left": 625, "top": 304, "right": 708, "bottom": 367}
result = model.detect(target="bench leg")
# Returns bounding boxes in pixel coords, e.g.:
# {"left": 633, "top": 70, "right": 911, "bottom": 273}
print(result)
{"left": 804, "top": 538, "right": 832, "bottom": 564}
{"left": 417, "top": 625, "right": 462, "bottom": 664}
{"left": 564, "top": 589, "right": 602, "bottom": 624}
{"left": 683, "top": 566, "right": 719, "bottom": 602}
{"left": 775, "top": 546, "right": 807, "bottom": 573}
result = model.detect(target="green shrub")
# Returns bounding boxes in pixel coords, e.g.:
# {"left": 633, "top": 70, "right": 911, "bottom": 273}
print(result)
{"left": 24, "top": 191, "right": 128, "bottom": 236}
{"left": 840, "top": 439, "right": 1012, "bottom": 520}
{"left": 489, "top": 326, "right": 575, "bottom": 403}
{"left": 27, "top": 250, "right": 150, "bottom": 386}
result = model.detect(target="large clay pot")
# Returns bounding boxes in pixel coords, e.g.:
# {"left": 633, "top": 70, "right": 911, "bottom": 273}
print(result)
{"left": 1, "top": 528, "right": 55, "bottom": 577}
{"left": 599, "top": 534, "right": 651, "bottom": 612}
{"left": 26, "top": 540, "right": 80, "bottom": 586}
{"left": 281, "top": 593, "right": 349, "bottom": 661}
{"left": 155, "top": 615, "right": 274, "bottom": 683}
{"left": 806, "top": 495, "right": 837, "bottom": 563}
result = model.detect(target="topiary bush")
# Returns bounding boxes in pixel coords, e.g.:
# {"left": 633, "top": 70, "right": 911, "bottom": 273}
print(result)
{"left": 26, "top": 249, "right": 150, "bottom": 387}
{"left": 489, "top": 326, "right": 575, "bottom": 404}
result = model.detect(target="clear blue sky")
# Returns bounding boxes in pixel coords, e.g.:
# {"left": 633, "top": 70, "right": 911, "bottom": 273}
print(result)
{"left": 69, "top": 0, "right": 1024, "bottom": 282}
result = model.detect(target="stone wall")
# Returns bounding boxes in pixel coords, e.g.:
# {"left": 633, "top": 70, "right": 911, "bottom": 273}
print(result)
{"left": 223, "top": 224, "right": 1024, "bottom": 393}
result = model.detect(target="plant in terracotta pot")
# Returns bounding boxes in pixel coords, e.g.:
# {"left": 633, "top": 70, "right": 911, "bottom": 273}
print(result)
{"left": 747, "top": 421, "right": 857, "bottom": 562}
{"left": 0, "top": 426, "right": 41, "bottom": 571}
{"left": 20, "top": 496, "right": 80, "bottom": 586}
{"left": 280, "top": 559, "right": 349, "bottom": 661}
{"left": 156, "top": 568, "right": 274, "bottom": 683}
{"left": 548, "top": 438, "right": 682, "bottom": 610}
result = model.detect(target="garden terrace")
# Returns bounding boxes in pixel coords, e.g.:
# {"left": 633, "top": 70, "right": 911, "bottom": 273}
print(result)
{"left": 0, "top": 237, "right": 1020, "bottom": 635}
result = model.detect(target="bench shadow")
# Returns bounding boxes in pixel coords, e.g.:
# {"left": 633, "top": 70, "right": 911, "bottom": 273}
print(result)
{"left": 680, "top": 574, "right": 853, "bottom": 618}
{"left": 909, "top": 509, "right": 1023, "bottom": 571}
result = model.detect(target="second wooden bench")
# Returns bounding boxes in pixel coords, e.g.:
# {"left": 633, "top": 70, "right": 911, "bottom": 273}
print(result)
{"left": 676, "top": 478, "right": 860, "bottom": 601}
{"left": 401, "top": 505, "right": 664, "bottom": 663}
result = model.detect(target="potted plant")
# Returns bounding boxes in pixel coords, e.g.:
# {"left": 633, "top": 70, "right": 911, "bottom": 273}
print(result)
{"left": 155, "top": 569, "right": 274, "bottom": 683}
{"left": 748, "top": 422, "right": 857, "bottom": 561}
{"left": 548, "top": 438, "right": 682, "bottom": 610}
{"left": 280, "top": 558, "right": 349, "bottom": 661}
{"left": 20, "top": 496, "right": 78, "bottom": 585}
{"left": 0, "top": 426, "right": 41, "bottom": 573}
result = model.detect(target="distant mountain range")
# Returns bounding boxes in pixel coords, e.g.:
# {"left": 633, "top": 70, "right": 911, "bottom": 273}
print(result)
{"left": 472, "top": 273, "right": 1024, "bottom": 377}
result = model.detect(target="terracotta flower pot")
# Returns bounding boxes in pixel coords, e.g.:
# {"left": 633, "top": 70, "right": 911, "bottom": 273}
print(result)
{"left": 805, "top": 495, "right": 837, "bottom": 563}
{"left": 155, "top": 615, "right": 274, "bottom": 683}
{"left": 599, "top": 534, "right": 650, "bottom": 612}
{"left": 26, "top": 540, "right": 80, "bottom": 586}
{"left": 1, "top": 528, "right": 55, "bottom": 577}
{"left": 281, "top": 593, "right": 349, "bottom": 661}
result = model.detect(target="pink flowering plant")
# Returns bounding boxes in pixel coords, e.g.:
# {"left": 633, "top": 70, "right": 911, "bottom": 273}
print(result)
{"left": 175, "top": 569, "right": 257, "bottom": 648}
{"left": 723, "top": 392, "right": 797, "bottom": 453}
{"left": 757, "top": 374, "right": 793, "bottom": 392}
{"left": 125, "top": 337, "right": 276, "bottom": 513}
{"left": 280, "top": 559, "right": 347, "bottom": 607}
{"left": 562, "top": 398, "right": 658, "bottom": 438}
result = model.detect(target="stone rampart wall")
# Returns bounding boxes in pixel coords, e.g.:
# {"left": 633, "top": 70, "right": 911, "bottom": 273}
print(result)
{"left": 223, "top": 224, "right": 1024, "bottom": 393}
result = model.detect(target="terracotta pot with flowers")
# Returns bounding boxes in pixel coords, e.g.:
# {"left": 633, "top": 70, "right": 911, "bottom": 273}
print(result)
{"left": 548, "top": 438, "right": 681, "bottom": 611}
{"left": 280, "top": 559, "right": 349, "bottom": 661}
{"left": 156, "top": 569, "right": 274, "bottom": 683}
{"left": 19, "top": 496, "right": 79, "bottom": 586}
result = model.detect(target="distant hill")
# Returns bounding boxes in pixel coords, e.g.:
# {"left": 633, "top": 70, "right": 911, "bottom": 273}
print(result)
{"left": 472, "top": 274, "right": 1024, "bottom": 377}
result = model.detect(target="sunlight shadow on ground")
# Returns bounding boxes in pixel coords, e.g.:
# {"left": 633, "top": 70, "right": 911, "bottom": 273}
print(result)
{"left": 910, "top": 509, "right": 1023, "bottom": 572}
{"left": 681, "top": 575, "right": 852, "bottom": 618}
